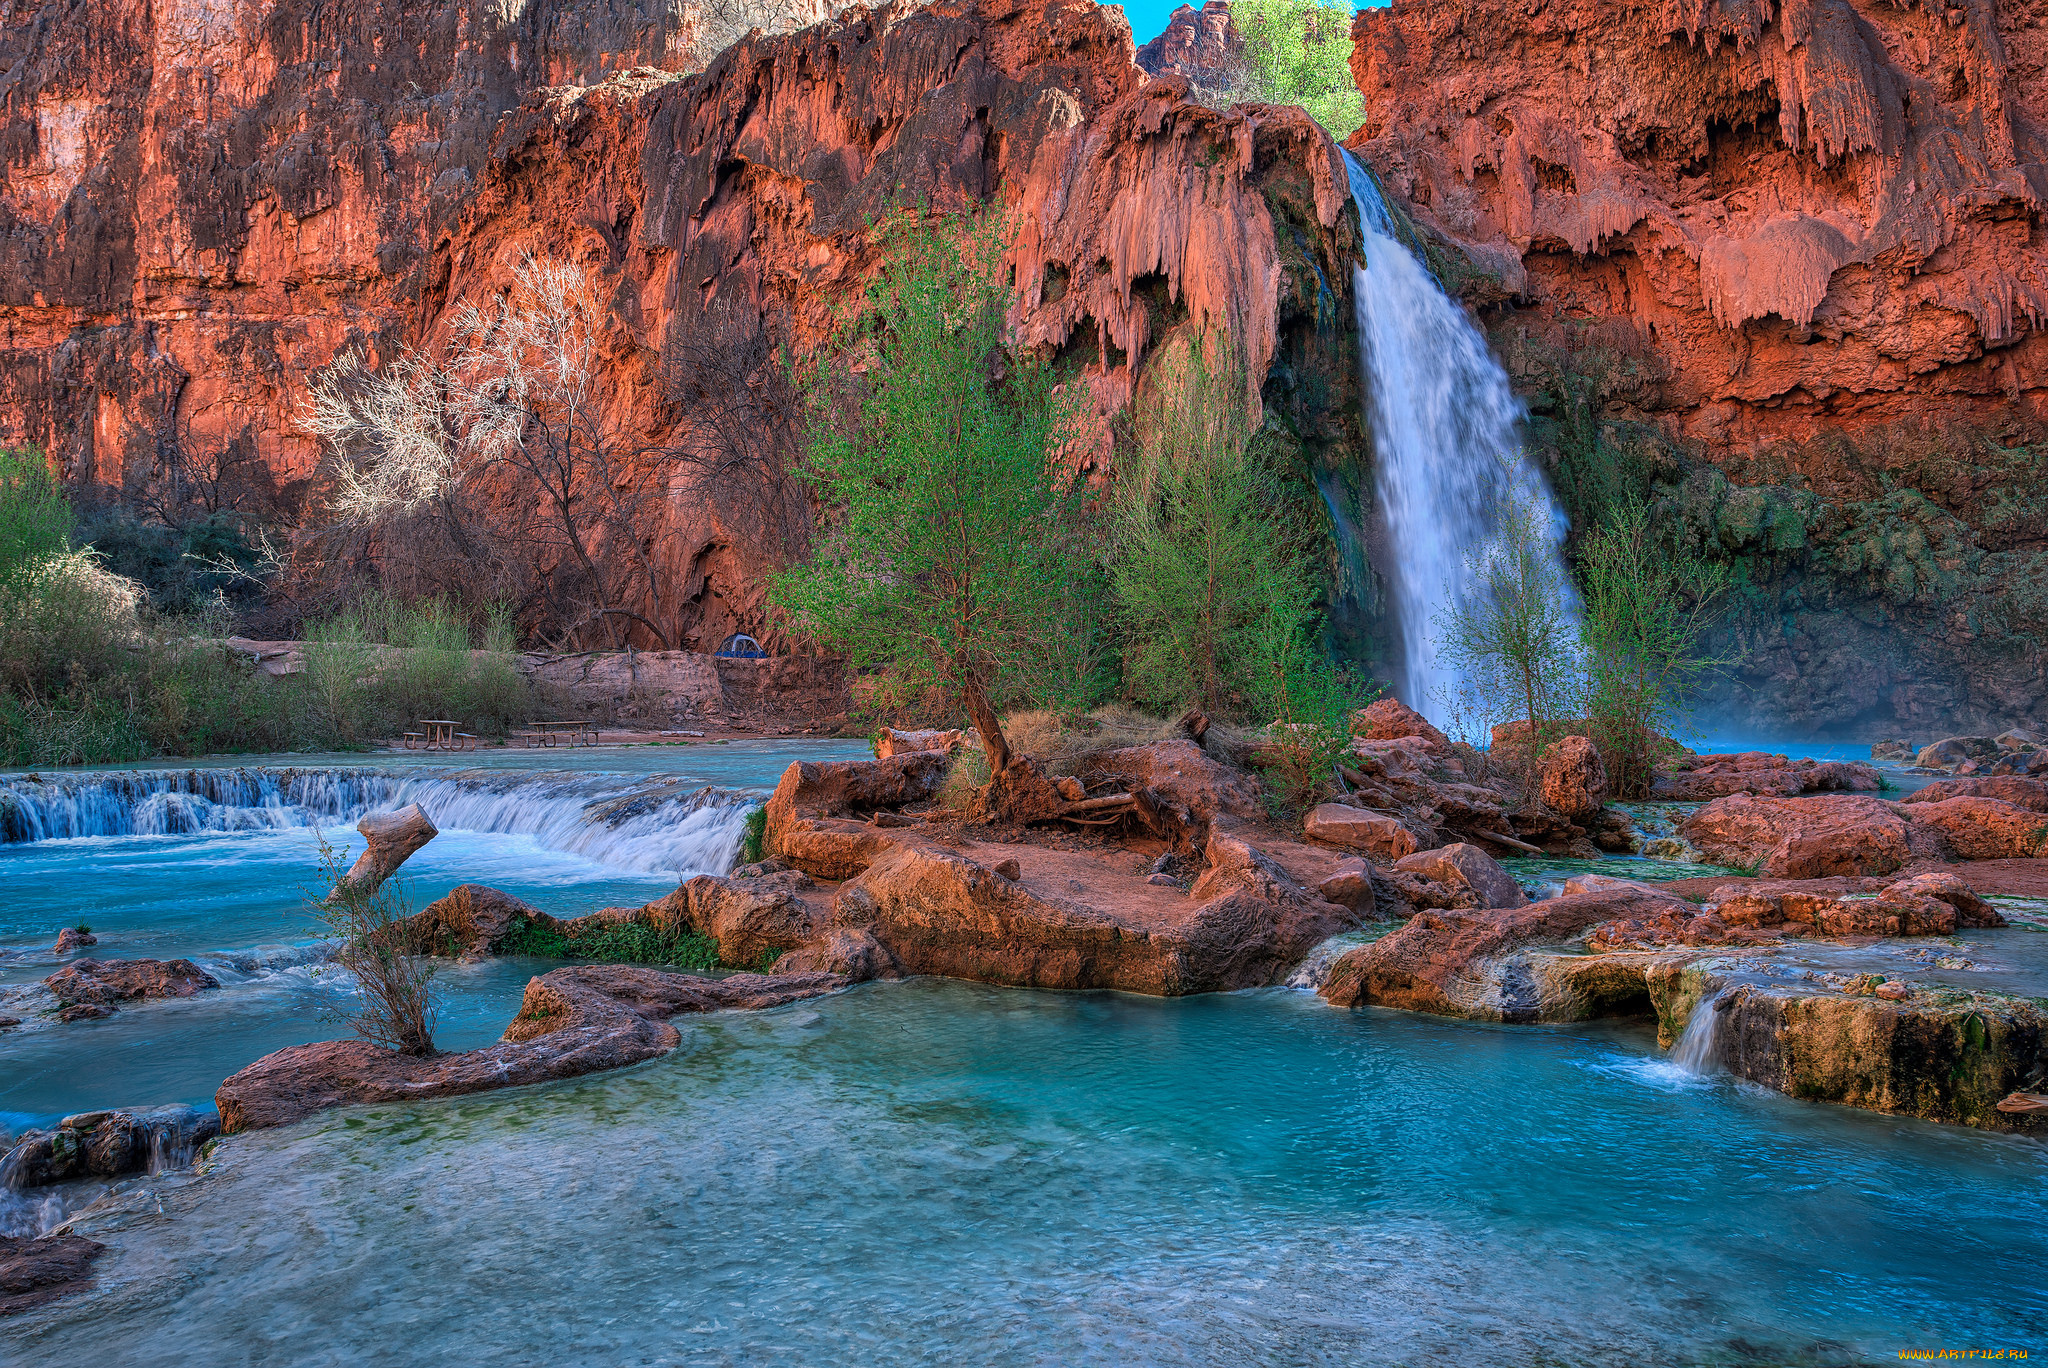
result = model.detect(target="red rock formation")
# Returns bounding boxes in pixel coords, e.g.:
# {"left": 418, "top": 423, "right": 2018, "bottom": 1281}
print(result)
{"left": 0, "top": 0, "right": 1354, "bottom": 648}
{"left": 1347, "top": 0, "right": 2048, "bottom": 447}
{"left": 0, "top": 1234, "right": 104, "bottom": 1317}
{"left": 1135, "top": 1, "right": 1241, "bottom": 96}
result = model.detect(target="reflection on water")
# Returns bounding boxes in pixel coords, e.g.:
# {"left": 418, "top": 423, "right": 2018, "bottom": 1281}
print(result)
{"left": 13, "top": 981, "right": 2046, "bottom": 1364}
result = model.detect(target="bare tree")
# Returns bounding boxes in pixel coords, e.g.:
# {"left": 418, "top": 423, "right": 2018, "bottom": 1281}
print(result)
{"left": 660, "top": 292, "right": 813, "bottom": 574}
{"left": 303, "top": 257, "right": 676, "bottom": 649}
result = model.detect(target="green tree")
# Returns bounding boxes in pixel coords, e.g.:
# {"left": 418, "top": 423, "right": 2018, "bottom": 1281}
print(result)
{"left": 0, "top": 447, "right": 69, "bottom": 585}
{"left": 1109, "top": 338, "right": 1319, "bottom": 718}
{"left": 771, "top": 211, "right": 1084, "bottom": 779}
{"left": 1578, "top": 497, "right": 1730, "bottom": 797}
{"left": 1232, "top": 0, "right": 1364, "bottom": 137}
{"left": 1436, "top": 481, "right": 1581, "bottom": 734}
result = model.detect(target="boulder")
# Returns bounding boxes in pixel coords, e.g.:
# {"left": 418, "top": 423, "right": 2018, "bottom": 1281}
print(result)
{"left": 51, "top": 927, "right": 94, "bottom": 953}
{"left": 217, "top": 964, "right": 847, "bottom": 1133}
{"left": 1304, "top": 804, "right": 1421, "bottom": 860}
{"left": 1393, "top": 842, "right": 1527, "bottom": 909}
{"left": 1076, "top": 738, "right": 1262, "bottom": 823}
{"left": 1352, "top": 698, "right": 1450, "bottom": 752}
{"left": 669, "top": 870, "right": 822, "bottom": 967}
{"left": 1315, "top": 858, "right": 1377, "bottom": 915}
{"left": 0, "top": 1234, "right": 104, "bottom": 1317}
{"left": 0, "top": 1104, "right": 220, "bottom": 1188}
{"left": 1902, "top": 797, "right": 2048, "bottom": 861}
{"left": 1869, "top": 739, "right": 1913, "bottom": 763}
{"left": 773, "top": 928, "right": 891, "bottom": 982}
{"left": 44, "top": 957, "right": 220, "bottom": 1013}
{"left": 402, "top": 884, "right": 552, "bottom": 958}
{"left": 1679, "top": 794, "right": 1919, "bottom": 877}
{"left": 1900, "top": 777, "right": 2048, "bottom": 812}
{"left": 1995, "top": 728, "right": 2043, "bottom": 752}
{"left": 335, "top": 804, "right": 438, "bottom": 898}
{"left": 1537, "top": 734, "right": 1607, "bottom": 822}
{"left": 1320, "top": 884, "right": 1691, "bottom": 1018}
{"left": 1652, "top": 752, "right": 1883, "bottom": 800}
{"left": 1914, "top": 736, "right": 2002, "bottom": 770}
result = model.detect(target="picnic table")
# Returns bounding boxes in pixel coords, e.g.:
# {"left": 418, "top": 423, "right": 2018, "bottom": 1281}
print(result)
{"left": 522, "top": 720, "right": 599, "bottom": 748}
{"left": 403, "top": 720, "right": 477, "bottom": 751}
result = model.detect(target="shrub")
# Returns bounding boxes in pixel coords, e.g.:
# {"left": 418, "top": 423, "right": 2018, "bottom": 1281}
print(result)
{"left": 1578, "top": 497, "right": 1729, "bottom": 797}
{"left": 741, "top": 806, "right": 767, "bottom": 864}
{"left": 1231, "top": 0, "right": 1364, "bottom": 136}
{"left": 310, "top": 835, "right": 437, "bottom": 1057}
{"left": 499, "top": 914, "right": 723, "bottom": 972}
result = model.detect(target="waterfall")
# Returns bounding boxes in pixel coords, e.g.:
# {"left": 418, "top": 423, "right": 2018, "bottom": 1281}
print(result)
{"left": 0, "top": 767, "right": 758, "bottom": 876}
{"left": 1671, "top": 992, "right": 1726, "bottom": 1075}
{"left": 1340, "top": 148, "right": 1578, "bottom": 727}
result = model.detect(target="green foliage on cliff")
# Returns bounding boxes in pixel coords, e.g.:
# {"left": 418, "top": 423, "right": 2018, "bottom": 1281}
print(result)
{"left": 499, "top": 914, "right": 724, "bottom": 972}
{"left": 771, "top": 211, "right": 1090, "bottom": 774}
{"left": 1233, "top": 0, "right": 1365, "bottom": 136}
{"left": 1109, "top": 339, "right": 1323, "bottom": 717}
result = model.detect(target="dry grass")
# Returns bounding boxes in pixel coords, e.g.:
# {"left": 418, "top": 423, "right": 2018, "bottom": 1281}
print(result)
{"left": 1002, "top": 705, "right": 1180, "bottom": 773}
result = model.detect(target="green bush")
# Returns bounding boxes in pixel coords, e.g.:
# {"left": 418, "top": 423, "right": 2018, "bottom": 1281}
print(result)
{"left": 741, "top": 806, "right": 768, "bottom": 864}
{"left": 1232, "top": 0, "right": 1364, "bottom": 136}
{"left": 499, "top": 914, "right": 724, "bottom": 971}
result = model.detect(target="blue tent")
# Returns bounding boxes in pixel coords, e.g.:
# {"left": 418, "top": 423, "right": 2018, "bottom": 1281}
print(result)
{"left": 715, "top": 633, "right": 767, "bottom": 659}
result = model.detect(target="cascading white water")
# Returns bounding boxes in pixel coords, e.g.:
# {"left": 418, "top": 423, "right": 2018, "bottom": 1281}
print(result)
{"left": 1671, "top": 993, "right": 1726, "bottom": 1074}
{"left": 0, "top": 767, "right": 756, "bottom": 876}
{"left": 1340, "top": 149, "right": 1578, "bottom": 727}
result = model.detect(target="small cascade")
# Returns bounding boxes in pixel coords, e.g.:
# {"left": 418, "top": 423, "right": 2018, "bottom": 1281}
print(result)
{"left": 1339, "top": 149, "right": 1578, "bottom": 726}
{"left": 1671, "top": 993, "right": 1727, "bottom": 1075}
{"left": 0, "top": 767, "right": 758, "bottom": 876}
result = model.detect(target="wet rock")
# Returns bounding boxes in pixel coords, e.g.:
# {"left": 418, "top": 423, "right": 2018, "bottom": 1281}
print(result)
{"left": 1870, "top": 739, "right": 1914, "bottom": 764}
{"left": 1704, "top": 983, "right": 2048, "bottom": 1134}
{"left": 51, "top": 928, "right": 94, "bottom": 954}
{"left": 1393, "top": 842, "right": 1527, "bottom": 910}
{"left": 1351, "top": 699, "right": 1451, "bottom": 753}
{"left": 1304, "top": 804, "right": 1421, "bottom": 860}
{"left": 44, "top": 958, "right": 221, "bottom": 1015}
{"left": 1900, "top": 777, "right": 2048, "bottom": 813}
{"left": 772, "top": 928, "right": 891, "bottom": 982}
{"left": 217, "top": 965, "right": 848, "bottom": 1133}
{"left": 0, "top": 1234, "right": 104, "bottom": 1316}
{"left": 1995, "top": 728, "right": 2044, "bottom": 752}
{"left": 0, "top": 1105, "right": 219, "bottom": 1189}
{"left": 1537, "top": 735, "right": 1607, "bottom": 823}
{"left": 1320, "top": 885, "right": 1690, "bottom": 1019}
{"left": 336, "top": 804, "right": 438, "bottom": 899}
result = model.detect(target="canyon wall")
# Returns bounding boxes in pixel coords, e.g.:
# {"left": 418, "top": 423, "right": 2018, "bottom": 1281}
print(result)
{"left": 0, "top": 0, "right": 1360, "bottom": 651}
{"left": 1345, "top": 0, "right": 2048, "bottom": 735}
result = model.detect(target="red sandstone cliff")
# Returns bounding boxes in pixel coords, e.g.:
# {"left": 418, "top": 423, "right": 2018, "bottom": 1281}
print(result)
{"left": 1347, "top": 0, "right": 2048, "bottom": 450}
{"left": 0, "top": 0, "right": 1353, "bottom": 649}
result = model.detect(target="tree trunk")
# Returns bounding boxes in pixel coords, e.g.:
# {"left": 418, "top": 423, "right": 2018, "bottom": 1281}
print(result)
{"left": 961, "top": 675, "right": 1012, "bottom": 775}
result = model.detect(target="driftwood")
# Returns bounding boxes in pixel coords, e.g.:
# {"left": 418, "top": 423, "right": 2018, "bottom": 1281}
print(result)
{"left": 333, "top": 804, "right": 439, "bottom": 900}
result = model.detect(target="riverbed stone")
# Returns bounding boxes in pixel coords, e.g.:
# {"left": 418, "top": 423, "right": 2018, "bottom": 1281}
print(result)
{"left": 0, "top": 1234, "right": 104, "bottom": 1316}
{"left": 44, "top": 958, "right": 221, "bottom": 1014}
{"left": 1394, "top": 842, "right": 1527, "bottom": 910}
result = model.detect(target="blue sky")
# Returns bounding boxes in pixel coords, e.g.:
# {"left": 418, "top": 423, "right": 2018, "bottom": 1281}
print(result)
{"left": 1118, "top": 0, "right": 1388, "bottom": 46}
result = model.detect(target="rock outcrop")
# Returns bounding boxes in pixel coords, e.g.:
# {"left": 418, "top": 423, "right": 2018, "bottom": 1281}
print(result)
{"left": 0, "top": 1104, "right": 219, "bottom": 1189}
{"left": 0, "top": 1234, "right": 104, "bottom": 1316}
{"left": 216, "top": 964, "right": 847, "bottom": 1132}
{"left": 43, "top": 957, "right": 220, "bottom": 1021}
{"left": 1652, "top": 753, "right": 1882, "bottom": 801}
{"left": 1680, "top": 791, "right": 2048, "bottom": 875}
